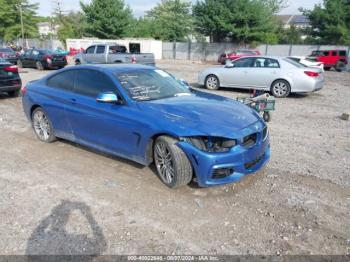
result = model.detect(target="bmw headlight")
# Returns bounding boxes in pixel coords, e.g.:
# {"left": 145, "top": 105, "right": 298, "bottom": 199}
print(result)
{"left": 183, "top": 137, "right": 237, "bottom": 153}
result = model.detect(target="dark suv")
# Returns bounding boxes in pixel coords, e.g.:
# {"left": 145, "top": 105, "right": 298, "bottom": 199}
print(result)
{"left": 309, "top": 50, "right": 348, "bottom": 72}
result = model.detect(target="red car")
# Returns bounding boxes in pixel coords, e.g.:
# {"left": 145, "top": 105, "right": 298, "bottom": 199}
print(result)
{"left": 309, "top": 50, "right": 348, "bottom": 72}
{"left": 218, "top": 49, "right": 261, "bottom": 64}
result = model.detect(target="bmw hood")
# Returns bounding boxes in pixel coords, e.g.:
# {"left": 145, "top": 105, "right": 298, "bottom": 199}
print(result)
{"left": 137, "top": 91, "right": 262, "bottom": 138}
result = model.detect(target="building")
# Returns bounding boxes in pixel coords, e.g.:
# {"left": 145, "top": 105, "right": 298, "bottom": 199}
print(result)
{"left": 275, "top": 15, "right": 310, "bottom": 29}
{"left": 37, "top": 22, "right": 60, "bottom": 36}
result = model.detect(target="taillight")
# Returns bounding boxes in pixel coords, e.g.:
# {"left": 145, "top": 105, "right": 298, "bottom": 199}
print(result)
{"left": 304, "top": 71, "right": 319, "bottom": 77}
{"left": 44, "top": 55, "right": 53, "bottom": 63}
{"left": 4, "top": 65, "right": 18, "bottom": 73}
{"left": 131, "top": 55, "right": 136, "bottom": 64}
{"left": 21, "top": 86, "right": 27, "bottom": 95}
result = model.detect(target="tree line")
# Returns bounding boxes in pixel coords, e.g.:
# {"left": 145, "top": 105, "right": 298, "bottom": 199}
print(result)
{"left": 0, "top": 0, "right": 350, "bottom": 46}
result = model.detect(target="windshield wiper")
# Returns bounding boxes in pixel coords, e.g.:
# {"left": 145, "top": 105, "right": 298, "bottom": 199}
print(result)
{"left": 174, "top": 93, "right": 191, "bottom": 97}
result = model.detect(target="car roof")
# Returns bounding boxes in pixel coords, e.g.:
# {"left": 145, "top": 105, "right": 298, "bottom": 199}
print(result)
{"left": 71, "top": 64, "right": 157, "bottom": 73}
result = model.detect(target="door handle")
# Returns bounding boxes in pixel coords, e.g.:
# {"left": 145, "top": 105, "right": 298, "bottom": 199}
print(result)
{"left": 71, "top": 98, "right": 77, "bottom": 104}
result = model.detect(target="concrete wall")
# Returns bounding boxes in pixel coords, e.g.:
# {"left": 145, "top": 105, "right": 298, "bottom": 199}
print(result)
{"left": 163, "top": 42, "right": 350, "bottom": 63}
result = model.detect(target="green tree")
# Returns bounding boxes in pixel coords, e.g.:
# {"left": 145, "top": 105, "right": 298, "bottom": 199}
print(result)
{"left": 278, "top": 25, "right": 304, "bottom": 44}
{"left": 0, "top": 0, "right": 39, "bottom": 41}
{"left": 193, "top": 0, "right": 284, "bottom": 43}
{"left": 57, "top": 12, "right": 85, "bottom": 45}
{"left": 127, "top": 17, "right": 161, "bottom": 39}
{"left": 146, "top": 0, "right": 193, "bottom": 41}
{"left": 302, "top": 0, "right": 350, "bottom": 45}
{"left": 81, "top": 0, "right": 133, "bottom": 39}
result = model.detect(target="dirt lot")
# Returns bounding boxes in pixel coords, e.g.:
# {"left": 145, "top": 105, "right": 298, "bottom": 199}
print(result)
{"left": 0, "top": 60, "right": 349, "bottom": 256}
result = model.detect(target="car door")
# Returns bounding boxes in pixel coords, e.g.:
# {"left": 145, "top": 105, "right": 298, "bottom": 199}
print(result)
{"left": 21, "top": 49, "right": 33, "bottom": 67}
{"left": 29, "top": 49, "right": 40, "bottom": 67}
{"left": 83, "top": 46, "right": 96, "bottom": 63}
{"left": 65, "top": 69, "right": 141, "bottom": 158}
{"left": 249, "top": 58, "right": 281, "bottom": 89}
{"left": 220, "top": 57, "right": 255, "bottom": 88}
{"left": 44, "top": 70, "right": 76, "bottom": 141}
{"left": 94, "top": 45, "right": 106, "bottom": 63}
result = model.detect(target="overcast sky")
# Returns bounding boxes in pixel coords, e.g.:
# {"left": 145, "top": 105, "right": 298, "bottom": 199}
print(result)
{"left": 30, "top": 0, "right": 323, "bottom": 17}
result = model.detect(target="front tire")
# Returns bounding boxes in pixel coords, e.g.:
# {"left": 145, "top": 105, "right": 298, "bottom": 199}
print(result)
{"left": 205, "top": 75, "right": 220, "bottom": 90}
{"left": 17, "top": 60, "right": 23, "bottom": 68}
{"left": 36, "top": 61, "right": 44, "bottom": 70}
{"left": 154, "top": 136, "right": 193, "bottom": 188}
{"left": 271, "top": 80, "right": 291, "bottom": 98}
{"left": 32, "top": 108, "right": 56, "bottom": 143}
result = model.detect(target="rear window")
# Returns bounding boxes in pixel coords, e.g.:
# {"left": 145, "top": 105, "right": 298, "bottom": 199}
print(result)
{"left": 109, "top": 46, "right": 127, "bottom": 54}
{"left": 283, "top": 58, "right": 307, "bottom": 68}
{"left": 47, "top": 71, "right": 75, "bottom": 91}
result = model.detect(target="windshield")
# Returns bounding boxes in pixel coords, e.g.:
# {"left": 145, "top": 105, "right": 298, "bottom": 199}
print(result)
{"left": 283, "top": 58, "right": 307, "bottom": 68}
{"left": 115, "top": 69, "right": 191, "bottom": 101}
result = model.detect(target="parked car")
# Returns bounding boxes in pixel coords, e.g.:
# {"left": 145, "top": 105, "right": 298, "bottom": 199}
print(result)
{"left": 0, "top": 47, "right": 19, "bottom": 64}
{"left": 17, "top": 48, "right": 67, "bottom": 70}
{"left": 22, "top": 64, "right": 270, "bottom": 188}
{"left": 288, "top": 56, "right": 324, "bottom": 71}
{"left": 308, "top": 50, "right": 348, "bottom": 72}
{"left": 0, "top": 58, "right": 21, "bottom": 97}
{"left": 198, "top": 56, "right": 325, "bottom": 98}
{"left": 218, "top": 49, "right": 261, "bottom": 65}
{"left": 74, "top": 44, "right": 155, "bottom": 66}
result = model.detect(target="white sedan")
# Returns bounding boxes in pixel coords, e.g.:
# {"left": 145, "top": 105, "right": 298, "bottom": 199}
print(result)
{"left": 288, "top": 56, "right": 324, "bottom": 71}
{"left": 198, "top": 56, "right": 325, "bottom": 98}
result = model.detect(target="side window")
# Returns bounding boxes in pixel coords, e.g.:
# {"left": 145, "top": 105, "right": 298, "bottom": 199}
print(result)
{"left": 25, "top": 49, "right": 32, "bottom": 56}
{"left": 339, "top": 51, "right": 346, "bottom": 56}
{"left": 86, "top": 46, "right": 96, "bottom": 54}
{"left": 323, "top": 51, "right": 330, "bottom": 56}
{"left": 96, "top": 45, "right": 105, "bottom": 54}
{"left": 32, "top": 50, "right": 39, "bottom": 56}
{"left": 75, "top": 70, "right": 116, "bottom": 98}
{"left": 332, "top": 51, "right": 337, "bottom": 56}
{"left": 233, "top": 57, "right": 255, "bottom": 68}
{"left": 47, "top": 71, "right": 76, "bottom": 91}
{"left": 265, "top": 58, "right": 280, "bottom": 68}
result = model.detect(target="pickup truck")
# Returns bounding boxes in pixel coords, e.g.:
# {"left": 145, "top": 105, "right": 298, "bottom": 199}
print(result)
{"left": 74, "top": 44, "right": 155, "bottom": 66}
{"left": 308, "top": 50, "right": 348, "bottom": 72}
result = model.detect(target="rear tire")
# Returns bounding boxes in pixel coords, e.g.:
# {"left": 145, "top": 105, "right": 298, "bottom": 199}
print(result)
{"left": 324, "top": 67, "right": 331, "bottom": 71}
{"left": 271, "top": 80, "right": 291, "bottom": 98}
{"left": 205, "top": 75, "right": 220, "bottom": 90}
{"left": 36, "top": 61, "right": 44, "bottom": 70}
{"left": 8, "top": 90, "right": 20, "bottom": 97}
{"left": 153, "top": 136, "right": 193, "bottom": 188}
{"left": 335, "top": 61, "right": 345, "bottom": 72}
{"left": 31, "top": 108, "right": 56, "bottom": 143}
{"left": 263, "top": 112, "right": 271, "bottom": 122}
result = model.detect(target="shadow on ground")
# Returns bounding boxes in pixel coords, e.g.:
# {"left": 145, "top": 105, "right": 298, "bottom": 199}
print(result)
{"left": 26, "top": 200, "right": 107, "bottom": 261}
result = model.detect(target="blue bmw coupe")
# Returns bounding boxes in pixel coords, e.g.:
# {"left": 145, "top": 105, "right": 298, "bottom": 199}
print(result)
{"left": 22, "top": 64, "right": 270, "bottom": 188}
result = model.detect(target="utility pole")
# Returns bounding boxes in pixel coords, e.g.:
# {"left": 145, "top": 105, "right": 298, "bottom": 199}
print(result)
{"left": 19, "top": 2, "right": 26, "bottom": 48}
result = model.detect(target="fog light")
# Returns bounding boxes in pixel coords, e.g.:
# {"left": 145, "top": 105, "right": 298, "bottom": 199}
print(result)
{"left": 212, "top": 168, "right": 234, "bottom": 179}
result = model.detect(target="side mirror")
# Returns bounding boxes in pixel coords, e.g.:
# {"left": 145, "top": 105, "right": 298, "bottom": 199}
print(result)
{"left": 96, "top": 92, "right": 119, "bottom": 103}
{"left": 225, "top": 60, "right": 234, "bottom": 68}
{"left": 179, "top": 79, "right": 191, "bottom": 87}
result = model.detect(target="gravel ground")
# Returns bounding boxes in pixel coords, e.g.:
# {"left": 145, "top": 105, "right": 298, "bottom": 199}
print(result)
{"left": 0, "top": 60, "right": 349, "bottom": 256}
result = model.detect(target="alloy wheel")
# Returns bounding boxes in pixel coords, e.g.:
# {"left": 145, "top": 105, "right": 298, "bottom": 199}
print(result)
{"left": 273, "top": 81, "right": 289, "bottom": 97}
{"left": 33, "top": 110, "right": 51, "bottom": 141}
{"left": 206, "top": 76, "right": 219, "bottom": 90}
{"left": 154, "top": 142, "right": 175, "bottom": 185}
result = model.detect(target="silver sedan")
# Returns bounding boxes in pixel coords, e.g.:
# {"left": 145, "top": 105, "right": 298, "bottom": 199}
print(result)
{"left": 198, "top": 56, "right": 325, "bottom": 97}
